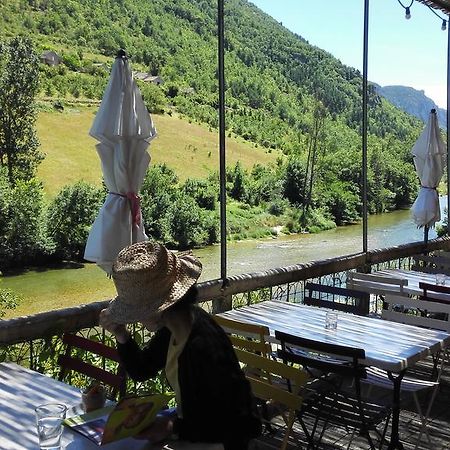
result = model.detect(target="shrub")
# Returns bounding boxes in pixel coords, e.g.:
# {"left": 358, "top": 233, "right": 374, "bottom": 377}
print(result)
{"left": 182, "top": 178, "right": 217, "bottom": 210}
{"left": 47, "top": 181, "right": 104, "bottom": 260}
{"left": 167, "top": 194, "right": 209, "bottom": 249}
{"left": 0, "top": 286, "right": 20, "bottom": 318}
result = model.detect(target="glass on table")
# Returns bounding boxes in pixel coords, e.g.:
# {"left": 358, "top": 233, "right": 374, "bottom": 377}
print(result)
{"left": 435, "top": 273, "right": 446, "bottom": 286}
{"left": 35, "top": 403, "right": 67, "bottom": 449}
{"left": 325, "top": 311, "right": 338, "bottom": 330}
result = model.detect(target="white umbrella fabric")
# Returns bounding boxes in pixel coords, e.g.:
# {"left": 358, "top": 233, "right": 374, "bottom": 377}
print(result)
{"left": 84, "top": 52, "right": 156, "bottom": 273}
{"left": 410, "top": 109, "right": 446, "bottom": 243}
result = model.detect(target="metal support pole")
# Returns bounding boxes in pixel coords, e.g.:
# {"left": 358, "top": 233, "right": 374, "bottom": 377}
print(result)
{"left": 362, "top": 0, "right": 369, "bottom": 252}
{"left": 362, "top": 0, "right": 369, "bottom": 253}
{"left": 447, "top": 22, "right": 450, "bottom": 235}
{"left": 218, "top": 0, "right": 227, "bottom": 280}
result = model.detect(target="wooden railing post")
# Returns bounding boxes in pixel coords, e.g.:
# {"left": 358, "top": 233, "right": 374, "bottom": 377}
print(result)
{"left": 211, "top": 294, "right": 232, "bottom": 314}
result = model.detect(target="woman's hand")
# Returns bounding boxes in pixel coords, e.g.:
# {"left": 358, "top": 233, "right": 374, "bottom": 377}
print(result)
{"left": 135, "top": 415, "right": 174, "bottom": 443}
{"left": 99, "top": 309, "right": 129, "bottom": 344}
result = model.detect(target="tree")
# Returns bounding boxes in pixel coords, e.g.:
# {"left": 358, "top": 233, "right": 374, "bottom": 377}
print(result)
{"left": 0, "top": 173, "right": 51, "bottom": 268}
{"left": 228, "top": 161, "right": 248, "bottom": 202}
{"left": 283, "top": 157, "right": 306, "bottom": 205}
{"left": 0, "top": 37, "right": 43, "bottom": 185}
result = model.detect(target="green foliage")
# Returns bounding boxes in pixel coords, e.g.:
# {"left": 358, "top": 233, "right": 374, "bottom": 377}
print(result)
{"left": 304, "top": 208, "right": 336, "bottom": 234}
{"left": 138, "top": 82, "right": 166, "bottom": 113}
{"left": 321, "top": 181, "right": 360, "bottom": 226}
{"left": 140, "top": 164, "right": 219, "bottom": 248}
{"left": 62, "top": 51, "right": 81, "bottom": 71}
{"left": 0, "top": 280, "right": 20, "bottom": 319}
{"left": 228, "top": 161, "right": 248, "bottom": 202}
{"left": 46, "top": 181, "right": 105, "bottom": 259}
{"left": 141, "top": 164, "right": 179, "bottom": 242}
{"left": 182, "top": 178, "right": 217, "bottom": 210}
{"left": 166, "top": 193, "right": 210, "bottom": 249}
{"left": 0, "top": 169, "right": 51, "bottom": 268}
{"left": 283, "top": 158, "right": 307, "bottom": 205}
{"left": 0, "top": 36, "right": 43, "bottom": 184}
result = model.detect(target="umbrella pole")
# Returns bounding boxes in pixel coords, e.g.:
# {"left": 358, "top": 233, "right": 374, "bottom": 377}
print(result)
{"left": 424, "top": 225, "right": 429, "bottom": 245}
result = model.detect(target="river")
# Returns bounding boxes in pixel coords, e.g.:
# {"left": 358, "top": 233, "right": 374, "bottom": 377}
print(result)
{"left": 197, "top": 198, "right": 445, "bottom": 280}
{"left": 1, "top": 198, "right": 446, "bottom": 317}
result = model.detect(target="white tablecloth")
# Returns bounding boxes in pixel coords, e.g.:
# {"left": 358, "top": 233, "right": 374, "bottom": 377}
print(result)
{"left": 219, "top": 300, "right": 450, "bottom": 372}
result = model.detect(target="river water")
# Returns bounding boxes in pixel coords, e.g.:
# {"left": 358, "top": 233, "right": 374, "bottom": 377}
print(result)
{"left": 1, "top": 197, "right": 447, "bottom": 317}
{"left": 197, "top": 198, "right": 445, "bottom": 280}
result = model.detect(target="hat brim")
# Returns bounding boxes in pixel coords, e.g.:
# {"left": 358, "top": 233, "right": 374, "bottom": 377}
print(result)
{"left": 106, "top": 293, "right": 177, "bottom": 324}
{"left": 107, "top": 253, "right": 201, "bottom": 324}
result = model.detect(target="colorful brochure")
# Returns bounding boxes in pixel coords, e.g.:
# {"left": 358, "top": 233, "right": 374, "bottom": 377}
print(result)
{"left": 63, "top": 393, "right": 173, "bottom": 445}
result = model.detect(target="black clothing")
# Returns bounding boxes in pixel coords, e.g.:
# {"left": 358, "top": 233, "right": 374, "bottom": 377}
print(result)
{"left": 117, "top": 306, "right": 262, "bottom": 449}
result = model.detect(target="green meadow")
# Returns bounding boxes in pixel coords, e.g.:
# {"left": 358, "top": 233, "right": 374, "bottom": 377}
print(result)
{"left": 36, "top": 108, "right": 280, "bottom": 197}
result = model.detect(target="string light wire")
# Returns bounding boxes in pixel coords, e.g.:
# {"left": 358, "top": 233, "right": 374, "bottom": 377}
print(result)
{"left": 397, "top": 0, "right": 414, "bottom": 19}
{"left": 397, "top": 0, "right": 448, "bottom": 30}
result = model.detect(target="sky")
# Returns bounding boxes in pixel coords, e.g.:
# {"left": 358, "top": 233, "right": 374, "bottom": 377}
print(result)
{"left": 250, "top": 0, "right": 449, "bottom": 109}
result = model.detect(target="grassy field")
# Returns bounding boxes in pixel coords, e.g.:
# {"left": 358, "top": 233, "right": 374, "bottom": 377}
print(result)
{"left": 37, "top": 108, "right": 280, "bottom": 197}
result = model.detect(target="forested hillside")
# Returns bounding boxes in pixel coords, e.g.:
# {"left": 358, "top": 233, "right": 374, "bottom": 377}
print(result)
{"left": 0, "top": 0, "right": 427, "bottom": 268}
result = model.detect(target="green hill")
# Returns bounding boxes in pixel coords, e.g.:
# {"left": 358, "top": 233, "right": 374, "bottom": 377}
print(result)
{"left": 37, "top": 108, "right": 279, "bottom": 197}
{"left": 1, "top": 0, "right": 424, "bottom": 217}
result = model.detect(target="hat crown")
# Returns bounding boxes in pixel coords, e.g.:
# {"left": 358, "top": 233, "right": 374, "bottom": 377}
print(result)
{"left": 109, "top": 241, "right": 202, "bottom": 323}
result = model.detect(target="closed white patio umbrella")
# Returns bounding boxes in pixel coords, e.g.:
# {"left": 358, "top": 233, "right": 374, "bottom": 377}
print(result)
{"left": 84, "top": 50, "right": 156, "bottom": 273}
{"left": 411, "top": 109, "right": 446, "bottom": 243}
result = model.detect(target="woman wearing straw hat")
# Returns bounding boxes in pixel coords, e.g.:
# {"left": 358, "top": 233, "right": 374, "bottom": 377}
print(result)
{"left": 99, "top": 241, "right": 261, "bottom": 450}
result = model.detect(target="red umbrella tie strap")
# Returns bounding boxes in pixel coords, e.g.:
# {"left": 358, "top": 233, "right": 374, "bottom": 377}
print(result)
{"left": 127, "top": 191, "right": 141, "bottom": 226}
{"left": 110, "top": 191, "right": 142, "bottom": 226}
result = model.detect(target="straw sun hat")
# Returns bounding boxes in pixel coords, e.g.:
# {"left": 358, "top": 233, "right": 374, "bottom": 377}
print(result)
{"left": 106, "top": 241, "right": 202, "bottom": 324}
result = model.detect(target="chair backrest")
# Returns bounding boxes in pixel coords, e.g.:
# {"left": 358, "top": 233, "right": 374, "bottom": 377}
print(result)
{"left": 419, "top": 282, "right": 450, "bottom": 303}
{"left": 275, "top": 330, "right": 367, "bottom": 380}
{"left": 234, "top": 347, "right": 308, "bottom": 408}
{"left": 412, "top": 254, "right": 450, "bottom": 275}
{"left": 58, "top": 333, "right": 127, "bottom": 399}
{"left": 234, "top": 347, "right": 309, "bottom": 450}
{"left": 346, "top": 271, "right": 408, "bottom": 295}
{"left": 213, "top": 315, "right": 271, "bottom": 357}
{"left": 304, "top": 282, "right": 370, "bottom": 316}
{"left": 383, "top": 293, "right": 450, "bottom": 333}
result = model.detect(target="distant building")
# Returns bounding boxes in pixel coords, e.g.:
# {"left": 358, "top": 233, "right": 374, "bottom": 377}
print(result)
{"left": 40, "top": 50, "right": 61, "bottom": 66}
{"left": 133, "top": 72, "right": 164, "bottom": 85}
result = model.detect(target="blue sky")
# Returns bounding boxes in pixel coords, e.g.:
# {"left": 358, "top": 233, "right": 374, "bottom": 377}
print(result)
{"left": 250, "top": 0, "right": 448, "bottom": 109}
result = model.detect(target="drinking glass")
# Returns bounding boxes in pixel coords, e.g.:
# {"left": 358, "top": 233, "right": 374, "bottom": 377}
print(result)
{"left": 435, "top": 273, "right": 446, "bottom": 286}
{"left": 325, "top": 311, "right": 338, "bottom": 330}
{"left": 35, "top": 403, "right": 67, "bottom": 449}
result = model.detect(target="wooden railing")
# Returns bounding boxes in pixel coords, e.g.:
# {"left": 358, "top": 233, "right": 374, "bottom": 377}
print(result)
{"left": 1, "top": 237, "right": 449, "bottom": 380}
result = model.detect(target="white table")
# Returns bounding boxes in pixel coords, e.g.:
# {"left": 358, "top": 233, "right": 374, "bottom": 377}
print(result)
{"left": 0, "top": 362, "right": 150, "bottom": 450}
{"left": 0, "top": 362, "right": 223, "bottom": 450}
{"left": 219, "top": 300, "right": 450, "bottom": 449}
{"left": 373, "top": 268, "right": 450, "bottom": 299}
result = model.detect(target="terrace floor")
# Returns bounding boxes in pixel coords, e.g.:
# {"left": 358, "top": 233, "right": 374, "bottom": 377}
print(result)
{"left": 253, "top": 357, "right": 450, "bottom": 449}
